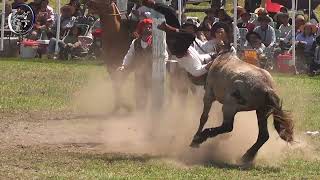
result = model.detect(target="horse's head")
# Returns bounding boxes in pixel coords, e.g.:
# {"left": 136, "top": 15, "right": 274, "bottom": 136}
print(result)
{"left": 87, "top": 0, "right": 116, "bottom": 14}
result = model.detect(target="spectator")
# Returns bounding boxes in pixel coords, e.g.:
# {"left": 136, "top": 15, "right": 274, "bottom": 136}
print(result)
{"left": 244, "top": 0, "right": 261, "bottom": 13}
{"left": 67, "top": 0, "right": 82, "bottom": 16}
{"left": 217, "top": 8, "right": 233, "bottom": 24}
{"left": 50, "top": 5, "right": 76, "bottom": 37}
{"left": 37, "top": 0, "right": 54, "bottom": 23}
{"left": 280, "top": 7, "right": 288, "bottom": 13}
{"left": 198, "top": 16, "right": 215, "bottom": 41}
{"left": 275, "top": 12, "right": 291, "bottom": 39}
{"left": 282, "top": 14, "right": 306, "bottom": 44}
{"left": 310, "top": 36, "right": 320, "bottom": 74}
{"left": 204, "top": 8, "right": 218, "bottom": 21}
{"left": 254, "top": 15, "right": 276, "bottom": 47}
{"left": 11, "top": 0, "right": 27, "bottom": 9}
{"left": 200, "top": 22, "right": 232, "bottom": 55}
{"left": 295, "top": 22, "right": 317, "bottom": 73}
{"left": 252, "top": 7, "right": 273, "bottom": 26}
{"left": 47, "top": 25, "right": 85, "bottom": 59}
{"left": 244, "top": 31, "right": 266, "bottom": 57}
{"left": 296, "top": 22, "right": 317, "bottom": 54}
{"left": 237, "top": 11, "right": 255, "bottom": 32}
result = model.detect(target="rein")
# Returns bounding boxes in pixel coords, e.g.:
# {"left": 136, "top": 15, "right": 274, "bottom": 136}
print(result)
{"left": 107, "top": 2, "right": 127, "bottom": 17}
{"left": 108, "top": 10, "right": 127, "bottom": 16}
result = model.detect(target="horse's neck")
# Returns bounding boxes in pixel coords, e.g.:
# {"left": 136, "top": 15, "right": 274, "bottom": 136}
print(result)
{"left": 100, "top": 3, "right": 122, "bottom": 36}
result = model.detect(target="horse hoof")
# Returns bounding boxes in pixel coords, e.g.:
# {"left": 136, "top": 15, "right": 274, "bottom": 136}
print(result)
{"left": 190, "top": 142, "right": 200, "bottom": 148}
{"left": 240, "top": 153, "right": 255, "bottom": 165}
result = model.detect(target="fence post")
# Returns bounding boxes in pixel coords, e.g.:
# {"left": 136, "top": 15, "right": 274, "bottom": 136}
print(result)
{"left": 151, "top": 7, "right": 166, "bottom": 111}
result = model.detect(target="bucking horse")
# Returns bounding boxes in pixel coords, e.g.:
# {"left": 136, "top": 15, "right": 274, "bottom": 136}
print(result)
{"left": 190, "top": 52, "right": 294, "bottom": 164}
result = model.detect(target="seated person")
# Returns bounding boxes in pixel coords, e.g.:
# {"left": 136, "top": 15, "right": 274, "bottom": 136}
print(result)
{"left": 275, "top": 12, "right": 291, "bottom": 39}
{"left": 310, "top": 36, "right": 320, "bottom": 74}
{"left": 254, "top": 15, "right": 276, "bottom": 47}
{"left": 242, "top": 31, "right": 267, "bottom": 66}
{"left": 67, "top": 0, "right": 82, "bottom": 16}
{"left": 237, "top": 11, "right": 255, "bottom": 32}
{"left": 49, "top": 5, "right": 76, "bottom": 37}
{"left": 296, "top": 22, "right": 317, "bottom": 72}
{"left": 47, "top": 25, "right": 85, "bottom": 59}
{"left": 296, "top": 22, "right": 317, "bottom": 55}
{"left": 200, "top": 22, "right": 232, "bottom": 55}
{"left": 198, "top": 16, "right": 215, "bottom": 41}
{"left": 30, "top": 0, "right": 55, "bottom": 40}
{"left": 243, "top": 31, "right": 266, "bottom": 56}
{"left": 217, "top": 8, "right": 233, "bottom": 24}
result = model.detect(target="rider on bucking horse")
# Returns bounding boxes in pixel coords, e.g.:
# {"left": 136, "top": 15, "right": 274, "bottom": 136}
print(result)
{"left": 142, "top": 0, "right": 233, "bottom": 85}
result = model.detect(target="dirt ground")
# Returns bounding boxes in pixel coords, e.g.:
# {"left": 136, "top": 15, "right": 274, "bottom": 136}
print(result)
{"left": 0, "top": 103, "right": 310, "bottom": 168}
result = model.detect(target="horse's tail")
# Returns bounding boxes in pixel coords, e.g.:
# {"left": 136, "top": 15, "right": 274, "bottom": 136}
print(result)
{"left": 266, "top": 90, "right": 294, "bottom": 143}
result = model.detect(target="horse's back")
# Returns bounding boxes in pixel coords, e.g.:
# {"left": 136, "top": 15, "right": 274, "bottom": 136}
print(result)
{"left": 208, "top": 53, "right": 275, "bottom": 109}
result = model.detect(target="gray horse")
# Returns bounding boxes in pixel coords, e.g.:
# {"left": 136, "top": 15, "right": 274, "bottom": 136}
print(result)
{"left": 190, "top": 52, "right": 294, "bottom": 164}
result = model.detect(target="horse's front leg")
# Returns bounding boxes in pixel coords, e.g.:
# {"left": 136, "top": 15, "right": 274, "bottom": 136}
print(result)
{"left": 191, "top": 100, "right": 237, "bottom": 147}
{"left": 190, "top": 88, "right": 215, "bottom": 148}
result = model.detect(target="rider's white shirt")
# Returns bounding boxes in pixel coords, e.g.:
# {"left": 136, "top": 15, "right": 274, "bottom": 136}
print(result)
{"left": 176, "top": 46, "right": 211, "bottom": 77}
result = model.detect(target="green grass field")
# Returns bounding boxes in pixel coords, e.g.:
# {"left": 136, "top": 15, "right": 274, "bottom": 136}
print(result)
{"left": 0, "top": 58, "right": 320, "bottom": 179}
{"left": 1, "top": 0, "right": 320, "bottom": 179}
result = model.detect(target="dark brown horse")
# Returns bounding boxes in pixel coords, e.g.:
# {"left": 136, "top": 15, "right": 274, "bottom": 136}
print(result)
{"left": 190, "top": 52, "right": 294, "bottom": 164}
{"left": 87, "top": 0, "right": 131, "bottom": 111}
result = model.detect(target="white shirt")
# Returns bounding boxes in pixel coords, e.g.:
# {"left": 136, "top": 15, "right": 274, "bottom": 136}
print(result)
{"left": 279, "top": 24, "right": 292, "bottom": 39}
{"left": 176, "top": 46, "right": 211, "bottom": 77}
{"left": 122, "top": 39, "right": 168, "bottom": 66}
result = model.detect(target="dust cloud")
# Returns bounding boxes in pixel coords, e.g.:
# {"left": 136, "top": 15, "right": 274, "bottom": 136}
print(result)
{"left": 68, "top": 72, "right": 315, "bottom": 166}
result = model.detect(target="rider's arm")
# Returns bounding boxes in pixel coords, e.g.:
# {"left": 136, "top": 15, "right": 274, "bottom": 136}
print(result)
{"left": 199, "top": 53, "right": 212, "bottom": 64}
{"left": 177, "top": 50, "right": 208, "bottom": 77}
{"left": 122, "top": 39, "right": 136, "bottom": 67}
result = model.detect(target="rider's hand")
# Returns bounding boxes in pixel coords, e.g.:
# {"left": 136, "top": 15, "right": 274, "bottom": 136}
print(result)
{"left": 205, "top": 61, "right": 213, "bottom": 70}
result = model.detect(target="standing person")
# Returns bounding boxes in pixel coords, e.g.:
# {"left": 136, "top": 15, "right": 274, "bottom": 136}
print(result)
{"left": 118, "top": 19, "right": 168, "bottom": 110}
{"left": 245, "top": 0, "right": 261, "bottom": 13}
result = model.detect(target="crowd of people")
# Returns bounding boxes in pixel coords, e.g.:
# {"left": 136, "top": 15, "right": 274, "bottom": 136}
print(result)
{"left": 2, "top": 0, "right": 320, "bottom": 75}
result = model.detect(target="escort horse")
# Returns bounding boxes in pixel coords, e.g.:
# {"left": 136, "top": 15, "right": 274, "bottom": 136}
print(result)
{"left": 87, "top": 0, "right": 131, "bottom": 112}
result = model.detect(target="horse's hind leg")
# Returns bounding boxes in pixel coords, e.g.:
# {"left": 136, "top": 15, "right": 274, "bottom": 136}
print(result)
{"left": 191, "top": 100, "right": 237, "bottom": 147}
{"left": 241, "top": 108, "right": 270, "bottom": 164}
{"left": 190, "top": 87, "right": 215, "bottom": 147}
